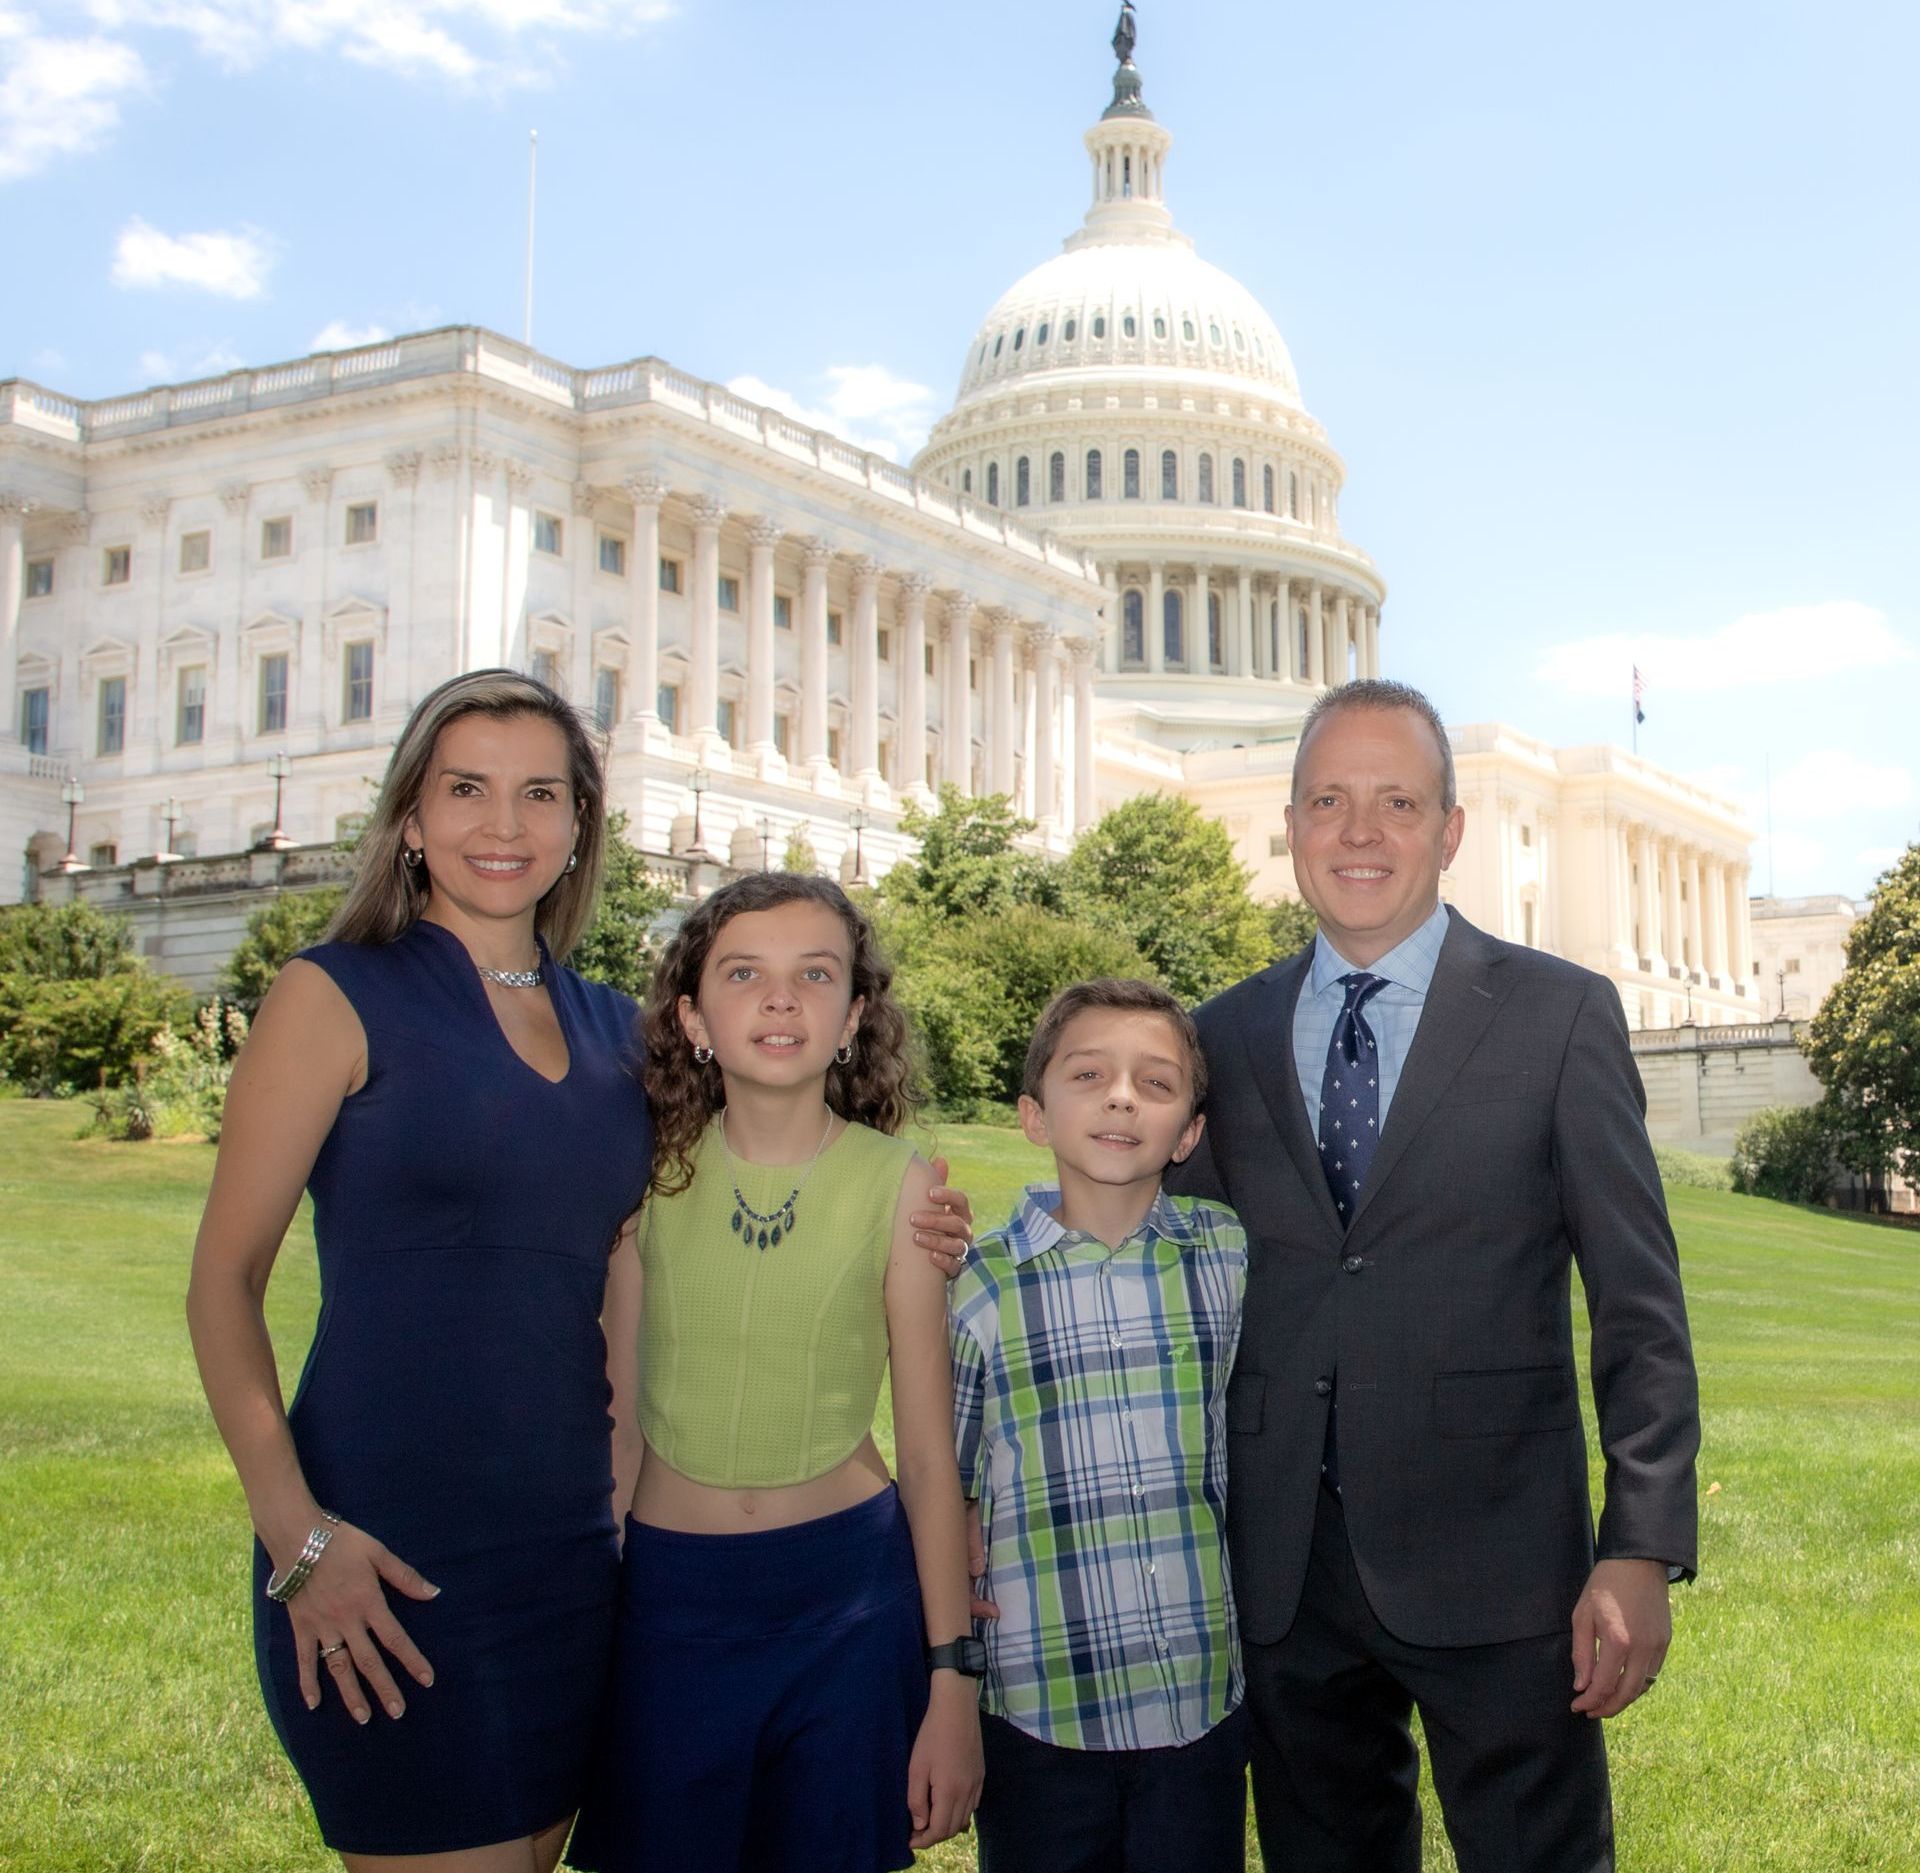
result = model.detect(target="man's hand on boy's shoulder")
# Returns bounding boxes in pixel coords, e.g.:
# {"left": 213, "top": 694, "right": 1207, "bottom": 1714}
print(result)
{"left": 911, "top": 1155, "right": 973, "bottom": 1279}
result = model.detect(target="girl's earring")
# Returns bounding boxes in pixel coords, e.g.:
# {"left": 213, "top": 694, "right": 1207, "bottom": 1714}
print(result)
{"left": 834, "top": 1040, "right": 854, "bottom": 1066}
{"left": 693, "top": 1044, "right": 715, "bottom": 1066}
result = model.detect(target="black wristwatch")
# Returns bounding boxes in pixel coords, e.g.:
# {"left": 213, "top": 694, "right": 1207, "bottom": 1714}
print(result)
{"left": 927, "top": 1637, "right": 988, "bottom": 1678}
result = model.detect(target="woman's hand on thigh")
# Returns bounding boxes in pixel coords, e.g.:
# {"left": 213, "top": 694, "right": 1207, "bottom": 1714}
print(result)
{"left": 284, "top": 1522, "right": 440, "bottom": 1722}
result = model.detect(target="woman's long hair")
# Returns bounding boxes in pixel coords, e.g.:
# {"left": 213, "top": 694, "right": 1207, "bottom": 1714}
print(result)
{"left": 328, "top": 669, "right": 609, "bottom": 958}
{"left": 642, "top": 873, "right": 923, "bottom": 1197}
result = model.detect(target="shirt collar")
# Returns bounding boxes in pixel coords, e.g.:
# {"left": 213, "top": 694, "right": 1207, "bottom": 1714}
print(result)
{"left": 1308, "top": 898, "right": 1451, "bottom": 999}
{"left": 1005, "top": 1181, "right": 1193, "bottom": 1264}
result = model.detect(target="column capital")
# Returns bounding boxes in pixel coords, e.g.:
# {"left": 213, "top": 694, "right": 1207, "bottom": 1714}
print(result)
{"left": 219, "top": 481, "right": 251, "bottom": 513}
{"left": 848, "top": 554, "right": 881, "bottom": 591}
{"left": 505, "top": 459, "right": 537, "bottom": 495}
{"left": 622, "top": 473, "right": 670, "bottom": 510}
{"left": 802, "top": 535, "right": 833, "bottom": 569}
{"left": 468, "top": 446, "right": 498, "bottom": 477}
{"left": 747, "top": 516, "right": 784, "bottom": 551}
{"left": 947, "top": 589, "right": 977, "bottom": 617}
{"left": 572, "top": 479, "right": 601, "bottom": 515}
{"left": 139, "top": 493, "right": 172, "bottom": 527}
{"left": 0, "top": 490, "right": 34, "bottom": 521}
{"left": 987, "top": 606, "right": 1019, "bottom": 638}
{"left": 899, "top": 570, "right": 936, "bottom": 599}
{"left": 386, "top": 450, "right": 423, "bottom": 489}
{"left": 430, "top": 443, "right": 462, "bottom": 480}
{"left": 1067, "top": 635, "right": 1100, "bottom": 667}
{"left": 690, "top": 494, "right": 728, "bottom": 532}
{"left": 1024, "top": 621, "right": 1057, "bottom": 656}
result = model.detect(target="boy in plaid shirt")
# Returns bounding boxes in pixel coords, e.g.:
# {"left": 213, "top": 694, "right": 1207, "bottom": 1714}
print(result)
{"left": 950, "top": 979, "right": 1250, "bottom": 1872}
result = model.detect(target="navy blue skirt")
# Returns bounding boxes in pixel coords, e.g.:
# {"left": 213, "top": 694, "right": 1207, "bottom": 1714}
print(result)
{"left": 568, "top": 1486, "right": 930, "bottom": 1873}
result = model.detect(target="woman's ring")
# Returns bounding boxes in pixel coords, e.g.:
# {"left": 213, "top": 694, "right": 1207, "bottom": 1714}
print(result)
{"left": 319, "top": 1641, "right": 349, "bottom": 1659}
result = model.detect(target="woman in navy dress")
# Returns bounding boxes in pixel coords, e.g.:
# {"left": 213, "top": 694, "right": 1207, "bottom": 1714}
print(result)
{"left": 188, "top": 671, "right": 654, "bottom": 1872}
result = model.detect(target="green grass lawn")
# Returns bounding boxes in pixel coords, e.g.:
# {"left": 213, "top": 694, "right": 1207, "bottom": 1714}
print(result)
{"left": 2, "top": 1100, "right": 1917, "bottom": 1871}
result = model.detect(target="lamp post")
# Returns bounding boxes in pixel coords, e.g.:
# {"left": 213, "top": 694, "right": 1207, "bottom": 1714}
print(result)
{"left": 1777, "top": 966, "right": 1787, "bottom": 1021}
{"left": 159, "top": 797, "right": 182, "bottom": 862}
{"left": 847, "top": 806, "right": 869, "bottom": 884}
{"left": 58, "top": 776, "right": 88, "bottom": 873}
{"left": 759, "top": 814, "right": 776, "bottom": 871}
{"left": 686, "top": 765, "right": 713, "bottom": 860}
{"left": 260, "top": 752, "right": 294, "bottom": 850}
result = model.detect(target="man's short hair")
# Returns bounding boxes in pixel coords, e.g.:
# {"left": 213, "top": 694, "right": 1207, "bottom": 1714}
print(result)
{"left": 1023, "top": 978, "right": 1208, "bottom": 1114}
{"left": 1292, "top": 678, "right": 1456, "bottom": 813}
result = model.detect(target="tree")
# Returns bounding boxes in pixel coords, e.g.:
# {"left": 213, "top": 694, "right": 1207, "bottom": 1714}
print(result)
{"left": 1263, "top": 894, "right": 1319, "bottom": 960}
{"left": 781, "top": 827, "right": 819, "bottom": 875}
{"left": 569, "top": 810, "right": 675, "bottom": 1000}
{"left": 0, "top": 902, "right": 138, "bottom": 980}
{"left": 1061, "top": 793, "right": 1273, "bottom": 1003}
{"left": 222, "top": 888, "right": 347, "bottom": 1007}
{"left": 1730, "top": 1105, "right": 1837, "bottom": 1204}
{"left": 1805, "top": 843, "right": 1920, "bottom": 1194}
{"left": 877, "top": 787, "right": 1054, "bottom": 922}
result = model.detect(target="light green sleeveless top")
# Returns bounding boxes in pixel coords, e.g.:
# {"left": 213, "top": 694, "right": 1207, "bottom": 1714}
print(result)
{"left": 637, "top": 1118, "right": 917, "bottom": 1489}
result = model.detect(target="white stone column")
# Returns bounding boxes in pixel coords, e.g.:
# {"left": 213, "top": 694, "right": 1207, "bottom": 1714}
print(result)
{"left": 297, "top": 469, "right": 331, "bottom": 738}
{"left": 1661, "top": 839, "right": 1684, "bottom": 975}
{"left": 1236, "top": 568, "right": 1255, "bottom": 679}
{"left": 1071, "top": 638, "right": 1097, "bottom": 830}
{"left": 211, "top": 482, "right": 248, "bottom": 757}
{"left": 1331, "top": 591, "right": 1352, "bottom": 685}
{"left": 1029, "top": 625, "right": 1058, "bottom": 830}
{"left": 625, "top": 476, "right": 667, "bottom": 728}
{"left": 799, "top": 538, "right": 831, "bottom": 778}
{"left": 1703, "top": 857, "right": 1729, "bottom": 986}
{"left": 898, "top": 573, "right": 932, "bottom": 802}
{"left": 1365, "top": 604, "right": 1382, "bottom": 679}
{"left": 503, "top": 460, "right": 537, "bottom": 673}
{"left": 988, "top": 609, "right": 1018, "bottom": 797}
{"left": 1608, "top": 815, "right": 1635, "bottom": 963}
{"left": 745, "top": 517, "right": 782, "bottom": 766}
{"left": 943, "top": 592, "right": 974, "bottom": 793}
{"left": 55, "top": 512, "right": 88, "bottom": 757}
{"left": 688, "top": 496, "right": 726, "bottom": 753}
{"left": 1193, "top": 564, "right": 1211, "bottom": 671}
{"left": 132, "top": 494, "right": 169, "bottom": 764}
{"left": 1274, "top": 577, "right": 1294, "bottom": 681}
{"left": 1634, "top": 825, "right": 1660, "bottom": 968}
{"left": 848, "top": 556, "right": 882, "bottom": 788}
{"left": 1, "top": 493, "right": 31, "bottom": 745}
{"left": 385, "top": 452, "right": 421, "bottom": 723}
{"left": 1729, "top": 863, "right": 1755, "bottom": 989}
{"left": 1306, "top": 582, "right": 1326, "bottom": 686}
{"left": 1147, "top": 562, "right": 1166, "bottom": 675}
{"left": 1685, "top": 849, "right": 1706, "bottom": 979}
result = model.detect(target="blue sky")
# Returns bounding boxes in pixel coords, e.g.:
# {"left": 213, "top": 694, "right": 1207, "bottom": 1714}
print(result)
{"left": 5, "top": 0, "right": 1916, "bottom": 899}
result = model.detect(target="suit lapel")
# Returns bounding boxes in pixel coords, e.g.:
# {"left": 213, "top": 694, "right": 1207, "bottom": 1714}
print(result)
{"left": 1348, "top": 909, "right": 1511, "bottom": 1230}
{"left": 1235, "top": 952, "right": 1344, "bottom": 1238}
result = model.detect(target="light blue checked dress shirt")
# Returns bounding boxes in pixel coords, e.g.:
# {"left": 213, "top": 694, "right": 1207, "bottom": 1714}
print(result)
{"left": 1292, "top": 900, "right": 1451, "bottom": 1134}
{"left": 950, "top": 1185, "right": 1248, "bottom": 1751}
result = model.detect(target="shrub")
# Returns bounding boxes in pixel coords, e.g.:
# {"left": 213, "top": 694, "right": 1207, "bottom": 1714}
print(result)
{"left": 222, "top": 887, "right": 346, "bottom": 1007}
{"left": 781, "top": 828, "right": 820, "bottom": 876}
{"left": 1731, "top": 1105, "right": 1837, "bottom": 1204}
{"left": 84, "top": 1002, "right": 250, "bottom": 1142}
{"left": 1654, "top": 1144, "right": 1734, "bottom": 1191}
{"left": 0, "top": 971, "right": 195, "bottom": 1095}
{"left": 0, "top": 902, "right": 138, "bottom": 980}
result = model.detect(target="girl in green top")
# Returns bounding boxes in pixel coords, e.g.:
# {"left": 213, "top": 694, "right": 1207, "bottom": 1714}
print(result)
{"left": 567, "top": 874, "right": 983, "bottom": 1873}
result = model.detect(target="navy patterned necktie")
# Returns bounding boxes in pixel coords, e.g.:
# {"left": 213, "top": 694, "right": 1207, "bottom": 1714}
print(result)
{"left": 1319, "top": 972, "right": 1387, "bottom": 1229}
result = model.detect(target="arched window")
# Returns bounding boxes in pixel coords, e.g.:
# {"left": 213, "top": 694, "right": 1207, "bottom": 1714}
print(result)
{"left": 1209, "top": 321, "right": 1223, "bottom": 346}
{"left": 1085, "top": 449, "right": 1103, "bottom": 499}
{"left": 993, "top": 333, "right": 1004, "bottom": 357}
{"left": 986, "top": 462, "right": 1000, "bottom": 506}
{"left": 1092, "top": 313, "right": 1107, "bottom": 338}
{"left": 1049, "top": 451, "right": 1066, "bottom": 503}
{"left": 1161, "top": 449, "right": 1179, "bottom": 501}
{"left": 1015, "top": 456, "right": 1030, "bottom": 506}
{"left": 1153, "top": 314, "right": 1168, "bottom": 339}
{"left": 1182, "top": 317, "right": 1197, "bottom": 342}
{"left": 1123, "top": 448, "right": 1141, "bottom": 498}
{"left": 1123, "top": 589, "right": 1145, "bottom": 663}
{"left": 1232, "top": 327, "right": 1246, "bottom": 353}
{"left": 1036, "top": 321, "right": 1050, "bottom": 346}
{"left": 1198, "top": 453, "right": 1215, "bottom": 503}
{"left": 1122, "top": 312, "right": 1138, "bottom": 338}
{"left": 1262, "top": 464, "right": 1275, "bottom": 513}
{"left": 1208, "top": 591, "right": 1224, "bottom": 668}
{"left": 1288, "top": 470, "right": 1300, "bottom": 519}
{"left": 962, "top": 468, "right": 973, "bottom": 495}
{"left": 1063, "top": 316, "right": 1078, "bottom": 342}
{"left": 1013, "top": 326, "right": 1026, "bottom": 351}
{"left": 1297, "top": 606, "right": 1311, "bottom": 674}
{"left": 1269, "top": 599, "right": 1281, "bottom": 675}
{"left": 1163, "top": 589, "right": 1184, "bottom": 665}
{"left": 1232, "top": 458, "right": 1248, "bottom": 508}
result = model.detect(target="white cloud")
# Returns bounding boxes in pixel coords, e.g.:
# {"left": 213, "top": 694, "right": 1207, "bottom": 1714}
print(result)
{"left": 310, "top": 318, "right": 390, "bottom": 350}
{"left": 727, "top": 364, "right": 940, "bottom": 464}
{"left": 1534, "top": 601, "right": 1914, "bottom": 699}
{"left": 112, "top": 215, "right": 273, "bottom": 296}
{"left": 1770, "top": 750, "right": 1914, "bottom": 815}
{"left": 137, "top": 338, "right": 245, "bottom": 381}
{"left": 1856, "top": 846, "right": 1908, "bottom": 878}
{"left": 0, "top": 26, "right": 146, "bottom": 181}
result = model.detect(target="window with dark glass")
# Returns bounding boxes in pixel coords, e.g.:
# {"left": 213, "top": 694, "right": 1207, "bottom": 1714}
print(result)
{"left": 1288, "top": 471, "right": 1300, "bottom": 519}
{"left": 1123, "top": 590, "right": 1144, "bottom": 663}
{"left": 594, "top": 667, "right": 619, "bottom": 732}
{"left": 1013, "top": 327, "right": 1025, "bottom": 351}
{"left": 1198, "top": 454, "right": 1215, "bottom": 503}
{"left": 1036, "top": 322, "right": 1050, "bottom": 345}
{"left": 1153, "top": 314, "right": 1167, "bottom": 339}
{"left": 1263, "top": 464, "right": 1275, "bottom": 513}
{"left": 1232, "top": 459, "right": 1248, "bottom": 507}
{"left": 259, "top": 652, "right": 288, "bottom": 733}
{"left": 20, "top": 686, "right": 48, "bottom": 754}
{"left": 179, "top": 530, "right": 211, "bottom": 574}
{"left": 1049, "top": 452, "right": 1066, "bottom": 502}
{"left": 1122, "top": 312, "right": 1137, "bottom": 338}
{"left": 1015, "top": 457, "right": 1030, "bottom": 506}
{"left": 1208, "top": 592, "right": 1224, "bottom": 669}
{"left": 718, "top": 574, "right": 741, "bottom": 612}
{"left": 343, "top": 642, "right": 374, "bottom": 722}
{"left": 103, "top": 546, "right": 131, "bottom": 586}
{"left": 1182, "top": 317, "right": 1196, "bottom": 342}
{"left": 261, "top": 516, "right": 292, "bottom": 560}
{"left": 599, "top": 533, "right": 627, "bottom": 576}
{"left": 99, "top": 675, "right": 126, "bottom": 753}
{"left": 1163, "top": 589, "right": 1184, "bottom": 665}
{"left": 828, "top": 610, "right": 843, "bottom": 646}
{"left": 25, "top": 558, "right": 53, "bottom": 598}
{"left": 1123, "top": 448, "right": 1140, "bottom": 498}
{"left": 657, "top": 683, "right": 680, "bottom": 730}
{"left": 962, "top": 469, "right": 973, "bottom": 495}
{"left": 986, "top": 462, "right": 1000, "bottom": 506}
{"left": 533, "top": 512, "right": 563, "bottom": 555}
{"left": 344, "top": 502, "right": 378, "bottom": 546}
{"left": 774, "top": 593, "right": 792, "bottom": 630}
{"left": 1086, "top": 450, "right": 1103, "bottom": 500}
{"left": 531, "top": 648, "right": 559, "bottom": 690}
{"left": 1161, "top": 450, "right": 1179, "bottom": 500}
{"left": 1063, "top": 317, "right": 1077, "bottom": 341}
{"left": 717, "top": 698, "right": 737, "bottom": 746}
{"left": 1091, "top": 314, "right": 1107, "bottom": 338}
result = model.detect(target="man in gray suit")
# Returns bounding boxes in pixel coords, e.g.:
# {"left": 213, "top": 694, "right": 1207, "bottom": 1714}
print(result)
{"left": 1169, "top": 680, "right": 1699, "bottom": 1872}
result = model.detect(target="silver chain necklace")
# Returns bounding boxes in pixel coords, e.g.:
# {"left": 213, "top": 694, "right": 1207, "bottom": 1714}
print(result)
{"left": 477, "top": 963, "right": 543, "bottom": 989}
{"left": 719, "top": 1107, "right": 836, "bottom": 1251}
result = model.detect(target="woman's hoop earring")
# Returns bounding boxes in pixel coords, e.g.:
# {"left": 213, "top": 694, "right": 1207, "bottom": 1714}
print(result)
{"left": 564, "top": 851, "right": 578, "bottom": 874}
{"left": 835, "top": 1041, "right": 854, "bottom": 1066}
{"left": 692, "top": 1044, "right": 714, "bottom": 1066}
{"left": 401, "top": 846, "right": 423, "bottom": 870}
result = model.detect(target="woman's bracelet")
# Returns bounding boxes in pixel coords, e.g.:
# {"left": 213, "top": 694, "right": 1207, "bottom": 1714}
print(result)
{"left": 264, "top": 1511, "right": 341, "bottom": 1603}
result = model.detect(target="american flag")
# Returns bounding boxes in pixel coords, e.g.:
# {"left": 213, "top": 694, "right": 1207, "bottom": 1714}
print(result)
{"left": 1633, "top": 665, "right": 1646, "bottom": 726}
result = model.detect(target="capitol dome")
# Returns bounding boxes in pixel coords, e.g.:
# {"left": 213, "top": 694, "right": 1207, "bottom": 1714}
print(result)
{"left": 913, "top": 5, "right": 1385, "bottom": 752}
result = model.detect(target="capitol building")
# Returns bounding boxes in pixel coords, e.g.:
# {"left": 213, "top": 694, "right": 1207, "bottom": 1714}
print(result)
{"left": 0, "top": 14, "right": 1759, "bottom": 1028}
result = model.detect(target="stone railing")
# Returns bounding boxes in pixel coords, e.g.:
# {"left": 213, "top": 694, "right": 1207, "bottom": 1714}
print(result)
{"left": 1630, "top": 1019, "right": 1804, "bottom": 1054}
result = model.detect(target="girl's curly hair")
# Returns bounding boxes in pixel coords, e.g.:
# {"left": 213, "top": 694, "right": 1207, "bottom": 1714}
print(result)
{"left": 642, "top": 872, "right": 923, "bottom": 1198}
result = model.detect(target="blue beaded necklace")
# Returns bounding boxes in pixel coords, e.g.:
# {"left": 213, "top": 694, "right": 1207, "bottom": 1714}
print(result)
{"left": 718, "top": 1107, "right": 836, "bottom": 1251}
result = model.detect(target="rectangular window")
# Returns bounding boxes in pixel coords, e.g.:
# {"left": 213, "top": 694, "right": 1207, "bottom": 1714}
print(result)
{"left": 89, "top": 842, "right": 118, "bottom": 869}
{"left": 20, "top": 686, "right": 49, "bottom": 754}
{"left": 259, "top": 653, "right": 289, "bottom": 733}
{"left": 593, "top": 667, "right": 619, "bottom": 732}
{"left": 1268, "top": 833, "right": 1289, "bottom": 857}
{"left": 531, "top": 648, "right": 559, "bottom": 690}
{"left": 99, "top": 675, "right": 126, "bottom": 753}
{"left": 533, "top": 512, "right": 563, "bottom": 556}
{"left": 877, "top": 629, "right": 892, "bottom": 662}
{"left": 718, "top": 574, "right": 741, "bottom": 613}
{"left": 773, "top": 713, "right": 790, "bottom": 758}
{"left": 343, "top": 642, "right": 374, "bottom": 722}
{"left": 774, "top": 593, "right": 792, "bottom": 630}
{"left": 261, "top": 516, "right": 293, "bottom": 560}
{"left": 717, "top": 697, "right": 737, "bottom": 745}
{"left": 25, "top": 558, "right": 54, "bottom": 599}
{"left": 344, "top": 501, "right": 379, "bottom": 546}
{"left": 656, "top": 683, "right": 680, "bottom": 731}
{"left": 177, "top": 665, "right": 207, "bottom": 745}
{"left": 599, "top": 533, "right": 627, "bottom": 577}
{"left": 826, "top": 725, "right": 842, "bottom": 768}
{"left": 658, "top": 556, "right": 682, "bottom": 593}
{"left": 827, "top": 610, "right": 843, "bottom": 647}
{"left": 924, "top": 644, "right": 935, "bottom": 677}
{"left": 179, "top": 530, "right": 211, "bottom": 574}
{"left": 103, "top": 545, "right": 131, "bottom": 586}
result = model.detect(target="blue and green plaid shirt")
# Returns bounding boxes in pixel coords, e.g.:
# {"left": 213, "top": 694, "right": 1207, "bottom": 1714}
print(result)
{"left": 950, "top": 1183, "right": 1248, "bottom": 1751}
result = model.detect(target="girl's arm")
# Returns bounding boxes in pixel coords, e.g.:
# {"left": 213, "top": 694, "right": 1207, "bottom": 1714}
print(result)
{"left": 885, "top": 1153, "right": 986, "bottom": 1850}
{"left": 184, "top": 961, "right": 438, "bottom": 1726}
{"left": 603, "top": 1210, "right": 646, "bottom": 1529}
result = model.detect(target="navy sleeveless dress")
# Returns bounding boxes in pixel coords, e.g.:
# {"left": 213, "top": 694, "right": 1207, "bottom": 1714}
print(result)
{"left": 251, "top": 917, "right": 653, "bottom": 1857}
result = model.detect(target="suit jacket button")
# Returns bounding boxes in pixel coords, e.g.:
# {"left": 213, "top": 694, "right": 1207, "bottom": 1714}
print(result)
{"left": 1342, "top": 1254, "right": 1364, "bottom": 1273}
{"left": 1314, "top": 1377, "right": 1333, "bottom": 1396}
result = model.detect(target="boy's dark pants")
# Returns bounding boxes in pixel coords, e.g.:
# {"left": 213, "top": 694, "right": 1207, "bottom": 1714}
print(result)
{"left": 975, "top": 1702, "right": 1250, "bottom": 1873}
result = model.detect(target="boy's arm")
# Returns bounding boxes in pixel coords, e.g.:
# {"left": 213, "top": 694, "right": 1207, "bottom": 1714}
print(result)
{"left": 949, "top": 1286, "right": 999, "bottom": 1619}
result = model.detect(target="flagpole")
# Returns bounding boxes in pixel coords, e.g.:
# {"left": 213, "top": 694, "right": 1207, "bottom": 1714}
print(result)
{"left": 524, "top": 129, "right": 538, "bottom": 347}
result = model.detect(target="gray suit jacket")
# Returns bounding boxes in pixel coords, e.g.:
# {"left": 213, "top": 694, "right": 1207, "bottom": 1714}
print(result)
{"left": 1171, "top": 908, "right": 1700, "bottom": 1649}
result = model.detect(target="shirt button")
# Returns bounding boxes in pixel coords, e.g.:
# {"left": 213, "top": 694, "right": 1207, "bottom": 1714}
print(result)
{"left": 1314, "top": 1377, "right": 1333, "bottom": 1396}
{"left": 1146, "top": 1560, "right": 1157, "bottom": 1576}
{"left": 1111, "top": 1335, "right": 1123, "bottom": 1349}
{"left": 1132, "top": 1484, "right": 1144, "bottom": 1498}
{"left": 1122, "top": 1409, "right": 1132, "bottom": 1423}
{"left": 1342, "top": 1254, "right": 1364, "bottom": 1274}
